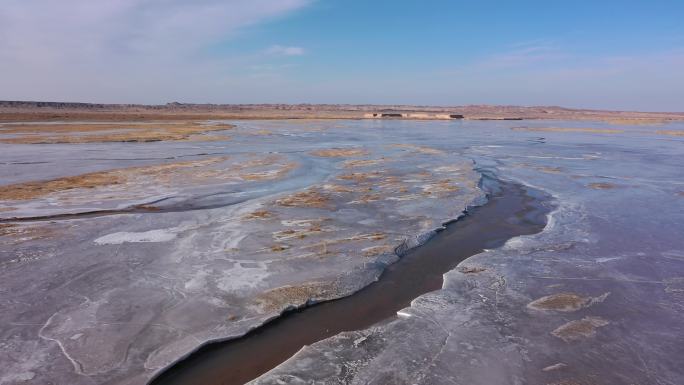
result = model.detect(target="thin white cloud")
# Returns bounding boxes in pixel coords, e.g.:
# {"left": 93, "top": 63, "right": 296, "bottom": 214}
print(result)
{"left": 0, "top": 0, "right": 312, "bottom": 102}
{"left": 477, "top": 43, "right": 567, "bottom": 69}
{"left": 266, "top": 45, "right": 306, "bottom": 56}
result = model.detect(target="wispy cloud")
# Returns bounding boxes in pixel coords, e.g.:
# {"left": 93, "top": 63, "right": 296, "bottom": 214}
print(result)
{"left": 0, "top": 0, "right": 312, "bottom": 102}
{"left": 265, "top": 45, "right": 306, "bottom": 56}
{"left": 476, "top": 42, "right": 567, "bottom": 69}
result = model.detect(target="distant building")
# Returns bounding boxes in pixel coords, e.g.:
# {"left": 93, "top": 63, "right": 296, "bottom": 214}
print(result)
{"left": 364, "top": 112, "right": 464, "bottom": 119}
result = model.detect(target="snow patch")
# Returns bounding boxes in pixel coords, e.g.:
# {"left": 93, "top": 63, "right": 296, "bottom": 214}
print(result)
{"left": 94, "top": 229, "right": 177, "bottom": 245}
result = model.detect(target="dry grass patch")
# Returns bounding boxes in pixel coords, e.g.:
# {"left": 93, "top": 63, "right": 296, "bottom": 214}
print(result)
{"left": 243, "top": 210, "right": 274, "bottom": 220}
{"left": 337, "top": 171, "right": 383, "bottom": 183}
{"left": 0, "top": 172, "right": 125, "bottom": 201}
{"left": 342, "top": 159, "right": 386, "bottom": 168}
{"left": 588, "top": 182, "right": 617, "bottom": 190}
{"left": 656, "top": 130, "right": 684, "bottom": 137}
{"left": 0, "top": 223, "right": 58, "bottom": 243}
{"left": 255, "top": 281, "right": 338, "bottom": 312}
{"left": 551, "top": 317, "right": 609, "bottom": 342}
{"left": 605, "top": 118, "right": 668, "bottom": 125}
{"left": 311, "top": 148, "right": 369, "bottom": 158}
{"left": 272, "top": 226, "right": 324, "bottom": 241}
{"left": 276, "top": 189, "right": 331, "bottom": 209}
{"left": 537, "top": 166, "right": 563, "bottom": 174}
{"left": 0, "top": 122, "right": 233, "bottom": 144}
{"left": 421, "top": 179, "right": 460, "bottom": 194}
{"left": 302, "top": 232, "right": 387, "bottom": 251}
{"left": 389, "top": 144, "right": 444, "bottom": 155}
{"left": 310, "top": 148, "right": 369, "bottom": 158}
{"left": 0, "top": 157, "right": 229, "bottom": 201}
{"left": 349, "top": 194, "right": 382, "bottom": 204}
{"left": 362, "top": 245, "right": 395, "bottom": 257}
{"left": 527, "top": 293, "right": 588, "bottom": 312}
{"left": 240, "top": 162, "right": 298, "bottom": 181}
{"left": 270, "top": 244, "right": 289, "bottom": 252}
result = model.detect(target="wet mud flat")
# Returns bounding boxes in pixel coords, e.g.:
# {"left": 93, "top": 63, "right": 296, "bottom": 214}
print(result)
{"left": 150, "top": 180, "right": 551, "bottom": 385}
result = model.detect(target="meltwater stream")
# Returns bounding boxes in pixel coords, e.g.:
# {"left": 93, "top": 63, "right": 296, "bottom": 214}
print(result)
{"left": 150, "top": 179, "right": 552, "bottom": 385}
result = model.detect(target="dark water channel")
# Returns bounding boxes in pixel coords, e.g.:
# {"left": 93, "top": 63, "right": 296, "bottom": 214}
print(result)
{"left": 151, "top": 179, "right": 552, "bottom": 385}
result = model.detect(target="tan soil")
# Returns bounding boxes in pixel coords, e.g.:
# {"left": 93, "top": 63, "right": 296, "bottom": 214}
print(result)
{"left": 342, "top": 159, "right": 386, "bottom": 168}
{"left": 276, "top": 189, "right": 331, "bottom": 209}
{"left": 605, "top": 118, "right": 669, "bottom": 125}
{"left": 301, "top": 233, "right": 387, "bottom": 251}
{"left": 255, "top": 281, "right": 338, "bottom": 312}
{"left": 0, "top": 122, "right": 233, "bottom": 144}
{"left": 0, "top": 172, "right": 125, "bottom": 200}
{"left": 389, "top": 144, "right": 445, "bottom": 155}
{"left": 0, "top": 223, "right": 58, "bottom": 244}
{"left": 349, "top": 194, "right": 382, "bottom": 204}
{"left": 421, "top": 179, "right": 460, "bottom": 194}
{"left": 362, "top": 245, "right": 395, "bottom": 257}
{"left": 551, "top": 316, "right": 609, "bottom": 342}
{"left": 310, "top": 148, "right": 369, "bottom": 157}
{"left": 656, "top": 130, "right": 684, "bottom": 136}
{"left": 243, "top": 210, "right": 274, "bottom": 220}
{"left": 241, "top": 162, "right": 298, "bottom": 181}
{"left": 269, "top": 245, "right": 289, "bottom": 252}
{"left": 337, "top": 171, "right": 384, "bottom": 183}
{"left": 537, "top": 166, "right": 563, "bottom": 174}
{"left": 0, "top": 157, "right": 228, "bottom": 201}
{"left": 588, "top": 182, "right": 616, "bottom": 190}
{"left": 527, "top": 293, "right": 588, "bottom": 312}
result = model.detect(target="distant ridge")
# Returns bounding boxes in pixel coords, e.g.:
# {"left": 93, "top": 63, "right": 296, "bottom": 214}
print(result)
{"left": 1, "top": 100, "right": 683, "bottom": 122}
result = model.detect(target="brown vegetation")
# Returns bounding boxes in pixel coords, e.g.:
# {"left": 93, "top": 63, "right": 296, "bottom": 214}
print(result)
{"left": 243, "top": 210, "right": 274, "bottom": 220}
{"left": 342, "top": 159, "right": 386, "bottom": 168}
{"left": 0, "top": 122, "right": 233, "bottom": 144}
{"left": 0, "top": 172, "right": 125, "bottom": 200}
{"left": 0, "top": 223, "right": 58, "bottom": 244}
{"left": 362, "top": 245, "right": 395, "bottom": 257}
{"left": 527, "top": 293, "right": 588, "bottom": 312}
{"left": 551, "top": 317, "right": 609, "bottom": 342}
{"left": 337, "top": 171, "right": 383, "bottom": 183}
{"left": 588, "top": 182, "right": 617, "bottom": 190}
{"left": 605, "top": 118, "right": 669, "bottom": 125}
{"left": 310, "top": 148, "right": 369, "bottom": 157}
{"left": 656, "top": 130, "right": 684, "bottom": 136}
{"left": 0, "top": 157, "right": 228, "bottom": 201}
{"left": 255, "top": 281, "right": 337, "bottom": 312}
{"left": 389, "top": 144, "right": 444, "bottom": 155}
{"left": 276, "top": 189, "right": 331, "bottom": 209}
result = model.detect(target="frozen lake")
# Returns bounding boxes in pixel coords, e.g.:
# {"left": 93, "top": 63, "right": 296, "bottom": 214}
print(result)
{"left": 1, "top": 119, "right": 683, "bottom": 385}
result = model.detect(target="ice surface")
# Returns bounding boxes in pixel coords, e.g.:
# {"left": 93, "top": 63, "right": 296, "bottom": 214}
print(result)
{"left": 1, "top": 120, "right": 484, "bottom": 384}
{"left": 250, "top": 120, "right": 684, "bottom": 385}
{"left": 2, "top": 119, "right": 683, "bottom": 384}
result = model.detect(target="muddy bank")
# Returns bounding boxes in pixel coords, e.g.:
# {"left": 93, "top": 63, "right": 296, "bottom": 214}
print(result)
{"left": 149, "top": 179, "right": 551, "bottom": 385}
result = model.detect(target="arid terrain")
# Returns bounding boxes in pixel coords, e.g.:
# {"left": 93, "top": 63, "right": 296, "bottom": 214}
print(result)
{"left": 2, "top": 101, "right": 684, "bottom": 123}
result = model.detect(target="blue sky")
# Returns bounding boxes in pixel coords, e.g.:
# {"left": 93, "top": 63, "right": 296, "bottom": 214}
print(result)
{"left": 1, "top": 0, "right": 683, "bottom": 111}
